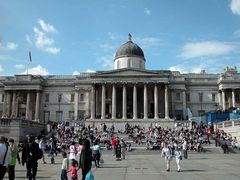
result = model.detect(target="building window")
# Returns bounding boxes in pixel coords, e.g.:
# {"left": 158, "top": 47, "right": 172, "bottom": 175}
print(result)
{"left": 1, "top": 94, "right": 4, "bottom": 102}
{"left": 44, "top": 111, "right": 50, "bottom": 123}
{"left": 176, "top": 92, "right": 180, "bottom": 101}
{"left": 56, "top": 111, "right": 63, "bottom": 122}
{"left": 69, "top": 111, "right": 74, "bottom": 120}
{"left": 80, "top": 93, "right": 84, "bottom": 101}
{"left": 58, "top": 94, "right": 62, "bottom": 103}
{"left": 70, "top": 93, "right": 74, "bottom": 102}
{"left": 45, "top": 94, "right": 49, "bottom": 103}
{"left": 212, "top": 93, "right": 216, "bottom": 102}
{"left": 117, "top": 61, "right": 120, "bottom": 69}
{"left": 199, "top": 92, "right": 203, "bottom": 102}
{"left": 236, "top": 94, "right": 240, "bottom": 103}
{"left": 186, "top": 93, "right": 190, "bottom": 102}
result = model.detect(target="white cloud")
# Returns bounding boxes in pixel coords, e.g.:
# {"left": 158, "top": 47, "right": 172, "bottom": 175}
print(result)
{"left": 38, "top": 19, "right": 57, "bottom": 33}
{"left": 31, "top": 19, "right": 60, "bottom": 55}
{"left": 72, "top": 70, "right": 80, "bottom": 75}
{"left": 0, "top": 65, "right": 4, "bottom": 73}
{"left": 230, "top": 0, "right": 240, "bottom": 15}
{"left": 100, "top": 43, "right": 113, "bottom": 52}
{"left": 138, "top": 37, "right": 161, "bottom": 48}
{"left": 234, "top": 29, "right": 240, "bottom": 37}
{"left": 144, "top": 8, "right": 151, "bottom": 15}
{"left": 34, "top": 27, "right": 54, "bottom": 48}
{"left": 86, "top": 69, "right": 95, "bottom": 73}
{"left": 6, "top": 42, "right": 18, "bottom": 50}
{"left": 169, "top": 65, "right": 189, "bottom": 74}
{"left": 15, "top": 64, "right": 25, "bottom": 69}
{"left": 25, "top": 34, "right": 32, "bottom": 44}
{"left": 21, "top": 65, "right": 49, "bottom": 75}
{"left": 97, "top": 55, "right": 114, "bottom": 69}
{"left": 178, "top": 41, "right": 237, "bottom": 59}
{"left": 0, "top": 55, "right": 14, "bottom": 61}
{"left": 108, "top": 32, "right": 117, "bottom": 40}
{"left": 0, "top": 41, "right": 18, "bottom": 50}
{"left": 45, "top": 47, "right": 60, "bottom": 54}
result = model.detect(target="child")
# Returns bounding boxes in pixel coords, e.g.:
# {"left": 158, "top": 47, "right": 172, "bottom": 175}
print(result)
{"left": 61, "top": 152, "right": 69, "bottom": 180}
{"left": 69, "top": 160, "right": 79, "bottom": 180}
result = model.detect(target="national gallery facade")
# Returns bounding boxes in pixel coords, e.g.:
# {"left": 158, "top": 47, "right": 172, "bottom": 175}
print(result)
{"left": 0, "top": 35, "right": 240, "bottom": 125}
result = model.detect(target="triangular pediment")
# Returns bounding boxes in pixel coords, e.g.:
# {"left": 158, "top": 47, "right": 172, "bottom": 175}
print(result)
{"left": 94, "top": 68, "right": 169, "bottom": 77}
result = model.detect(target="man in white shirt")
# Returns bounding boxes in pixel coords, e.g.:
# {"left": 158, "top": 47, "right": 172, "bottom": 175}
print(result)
{"left": 161, "top": 142, "right": 172, "bottom": 172}
{"left": 0, "top": 136, "right": 12, "bottom": 179}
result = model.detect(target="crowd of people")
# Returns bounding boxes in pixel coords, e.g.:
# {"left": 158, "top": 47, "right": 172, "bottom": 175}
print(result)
{"left": 0, "top": 121, "right": 239, "bottom": 179}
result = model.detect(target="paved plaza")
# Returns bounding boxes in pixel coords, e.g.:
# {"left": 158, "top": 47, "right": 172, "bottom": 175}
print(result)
{"left": 3, "top": 146, "right": 240, "bottom": 180}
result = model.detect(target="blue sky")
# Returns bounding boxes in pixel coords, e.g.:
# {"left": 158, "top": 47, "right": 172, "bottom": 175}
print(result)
{"left": 0, "top": 0, "right": 240, "bottom": 75}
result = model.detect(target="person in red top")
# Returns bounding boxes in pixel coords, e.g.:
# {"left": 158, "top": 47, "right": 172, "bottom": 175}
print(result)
{"left": 69, "top": 160, "right": 78, "bottom": 180}
{"left": 111, "top": 137, "right": 117, "bottom": 156}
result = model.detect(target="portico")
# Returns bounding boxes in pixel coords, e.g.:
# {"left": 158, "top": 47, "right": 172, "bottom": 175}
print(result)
{"left": 90, "top": 80, "right": 170, "bottom": 120}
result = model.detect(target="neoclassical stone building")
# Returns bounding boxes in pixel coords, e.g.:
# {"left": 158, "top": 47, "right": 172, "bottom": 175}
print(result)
{"left": 0, "top": 35, "right": 239, "bottom": 128}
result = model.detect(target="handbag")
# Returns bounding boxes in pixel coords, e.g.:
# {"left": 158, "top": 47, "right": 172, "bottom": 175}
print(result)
{"left": 85, "top": 170, "right": 94, "bottom": 180}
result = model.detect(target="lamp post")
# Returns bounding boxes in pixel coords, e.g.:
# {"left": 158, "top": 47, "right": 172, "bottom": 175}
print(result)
{"left": 58, "top": 94, "right": 62, "bottom": 123}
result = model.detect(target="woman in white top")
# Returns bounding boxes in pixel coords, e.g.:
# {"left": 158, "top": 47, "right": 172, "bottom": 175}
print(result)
{"left": 174, "top": 147, "right": 182, "bottom": 172}
{"left": 68, "top": 141, "right": 77, "bottom": 161}
{"left": 92, "top": 141, "right": 101, "bottom": 168}
{"left": 161, "top": 143, "right": 172, "bottom": 172}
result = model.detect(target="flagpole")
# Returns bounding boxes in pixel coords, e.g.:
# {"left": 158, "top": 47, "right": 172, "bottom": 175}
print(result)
{"left": 27, "top": 51, "right": 32, "bottom": 75}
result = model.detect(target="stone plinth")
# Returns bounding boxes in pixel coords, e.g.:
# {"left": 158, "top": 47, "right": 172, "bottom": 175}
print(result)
{"left": 0, "top": 118, "right": 46, "bottom": 142}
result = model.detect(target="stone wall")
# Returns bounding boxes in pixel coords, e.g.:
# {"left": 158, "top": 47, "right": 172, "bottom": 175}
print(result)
{"left": 0, "top": 118, "right": 46, "bottom": 142}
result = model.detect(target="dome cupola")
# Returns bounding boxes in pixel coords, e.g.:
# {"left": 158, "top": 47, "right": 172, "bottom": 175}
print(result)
{"left": 114, "top": 34, "right": 145, "bottom": 70}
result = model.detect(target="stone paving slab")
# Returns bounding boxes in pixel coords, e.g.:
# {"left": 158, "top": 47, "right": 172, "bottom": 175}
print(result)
{"left": 3, "top": 149, "right": 240, "bottom": 180}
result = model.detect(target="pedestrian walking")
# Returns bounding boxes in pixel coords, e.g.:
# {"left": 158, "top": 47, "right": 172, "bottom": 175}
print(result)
{"left": 0, "top": 136, "right": 11, "bottom": 180}
{"left": 21, "top": 135, "right": 42, "bottom": 180}
{"left": 79, "top": 139, "right": 92, "bottom": 180}
{"left": 61, "top": 152, "right": 69, "bottom": 180}
{"left": 69, "top": 160, "right": 78, "bottom": 180}
{"left": 92, "top": 141, "right": 100, "bottom": 168}
{"left": 8, "top": 138, "right": 18, "bottom": 180}
{"left": 174, "top": 147, "right": 182, "bottom": 172}
{"left": 161, "top": 143, "right": 172, "bottom": 172}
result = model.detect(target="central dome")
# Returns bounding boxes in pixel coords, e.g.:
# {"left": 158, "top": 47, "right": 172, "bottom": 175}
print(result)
{"left": 114, "top": 34, "right": 145, "bottom": 60}
{"left": 114, "top": 34, "right": 146, "bottom": 70}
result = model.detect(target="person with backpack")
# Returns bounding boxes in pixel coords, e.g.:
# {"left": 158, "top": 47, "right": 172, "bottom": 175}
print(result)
{"left": 21, "top": 135, "right": 42, "bottom": 180}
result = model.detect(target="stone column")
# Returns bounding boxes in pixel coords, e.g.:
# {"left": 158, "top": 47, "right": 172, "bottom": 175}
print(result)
{"left": 101, "top": 84, "right": 106, "bottom": 119}
{"left": 74, "top": 90, "right": 79, "bottom": 120}
{"left": 133, "top": 84, "right": 137, "bottom": 119}
{"left": 218, "top": 91, "right": 222, "bottom": 109}
{"left": 6, "top": 92, "right": 11, "bottom": 117}
{"left": 3, "top": 91, "right": 7, "bottom": 116}
{"left": 112, "top": 84, "right": 116, "bottom": 119}
{"left": 90, "top": 85, "right": 96, "bottom": 119}
{"left": 144, "top": 84, "right": 148, "bottom": 119}
{"left": 182, "top": 90, "right": 186, "bottom": 119}
{"left": 222, "top": 89, "right": 226, "bottom": 111}
{"left": 122, "top": 84, "right": 127, "bottom": 119}
{"left": 35, "top": 91, "right": 40, "bottom": 121}
{"left": 165, "top": 84, "right": 169, "bottom": 119}
{"left": 154, "top": 84, "right": 158, "bottom": 119}
{"left": 26, "top": 91, "right": 30, "bottom": 119}
{"left": 11, "top": 91, "right": 16, "bottom": 117}
{"left": 86, "top": 91, "right": 90, "bottom": 117}
{"left": 232, "top": 89, "right": 236, "bottom": 108}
